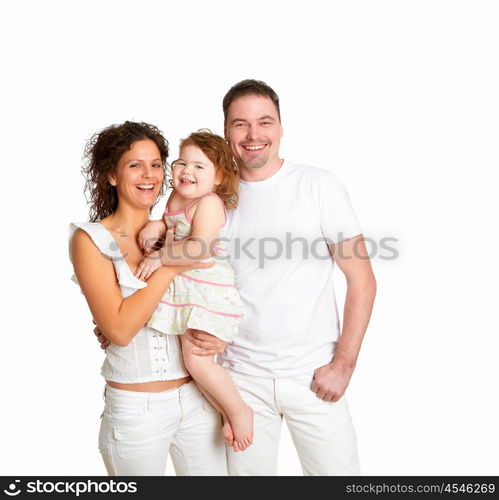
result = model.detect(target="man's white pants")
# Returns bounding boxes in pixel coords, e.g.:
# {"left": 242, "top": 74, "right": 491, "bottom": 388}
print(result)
{"left": 226, "top": 369, "right": 360, "bottom": 476}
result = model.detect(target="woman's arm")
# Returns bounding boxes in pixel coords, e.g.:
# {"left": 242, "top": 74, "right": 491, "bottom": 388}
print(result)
{"left": 72, "top": 229, "right": 206, "bottom": 346}
{"left": 160, "top": 195, "right": 225, "bottom": 266}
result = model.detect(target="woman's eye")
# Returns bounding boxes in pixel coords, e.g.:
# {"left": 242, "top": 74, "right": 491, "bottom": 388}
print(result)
{"left": 153, "top": 163, "right": 162, "bottom": 168}
{"left": 130, "top": 163, "right": 140, "bottom": 168}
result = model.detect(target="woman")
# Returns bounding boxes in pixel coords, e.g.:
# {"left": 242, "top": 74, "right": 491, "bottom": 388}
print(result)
{"left": 70, "top": 121, "right": 227, "bottom": 475}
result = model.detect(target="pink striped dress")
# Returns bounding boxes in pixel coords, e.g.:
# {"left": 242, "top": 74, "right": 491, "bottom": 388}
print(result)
{"left": 147, "top": 193, "right": 244, "bottom": 342}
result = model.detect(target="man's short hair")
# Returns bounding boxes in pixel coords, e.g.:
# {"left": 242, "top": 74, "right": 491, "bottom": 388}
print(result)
{"left": 223, "top": 79, "right": 281, "bottom": 123}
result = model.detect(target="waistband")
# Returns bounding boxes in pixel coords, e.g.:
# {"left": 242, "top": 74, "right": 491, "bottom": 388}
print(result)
{"left": 104, "top": 380, "right": 199, "bottom": 403}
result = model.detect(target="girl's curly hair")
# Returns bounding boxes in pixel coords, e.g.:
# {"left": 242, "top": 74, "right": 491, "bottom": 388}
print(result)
{"left": 82, "top": 121, "right": 169, "bottom": 222}
{"left": 177, "top": 129, "right": 240, "bottom": 209}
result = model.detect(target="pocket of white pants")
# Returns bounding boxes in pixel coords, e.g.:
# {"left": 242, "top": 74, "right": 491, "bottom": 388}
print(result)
{"left": 111, "top": 413, "right": 162, "bottom": 460}
{"left": 201, "top": 397, "right": 219, "bottom": 415}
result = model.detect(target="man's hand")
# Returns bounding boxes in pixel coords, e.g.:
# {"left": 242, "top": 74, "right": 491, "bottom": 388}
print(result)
{"left": 186, "top": 330, "right": 228, "bottom": 356}
{"left": 311, "top": 356, "right": 355, "bottom": 402}
{"left": 93, "top": 323, "right": 110, "bottom": 350}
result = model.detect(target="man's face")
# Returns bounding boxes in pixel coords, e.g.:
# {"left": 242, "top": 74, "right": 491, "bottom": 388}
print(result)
{"left": 225, "top": 94, "right": 283, "bottom": 170}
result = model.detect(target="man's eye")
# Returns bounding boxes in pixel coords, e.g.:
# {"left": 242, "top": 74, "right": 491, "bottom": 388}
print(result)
{"left": 262, "top": 122, "right": 271, "bottom": 126}
{"left": 234, "top": 123, "right": 245, "bottom": 128}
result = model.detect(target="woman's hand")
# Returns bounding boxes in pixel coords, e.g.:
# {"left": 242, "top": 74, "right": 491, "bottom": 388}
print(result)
{"left": 135, "top": 256, "right": 215, "bottom": 282}
{"left": 93, "top": 321, "right": 110, "bottom": 350}
{"left": 138, "top": 220, "right": 167, "bottom": 254}
{"left": 186, "top": 330, "right": 229, "bottom": 356}
{"left": 174, "top": 260, "right": 215, "bottom": 275}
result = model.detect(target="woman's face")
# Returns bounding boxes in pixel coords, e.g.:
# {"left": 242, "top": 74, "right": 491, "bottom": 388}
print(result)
{"left": 109, "top": 139, "right": 164, "bottom": 210}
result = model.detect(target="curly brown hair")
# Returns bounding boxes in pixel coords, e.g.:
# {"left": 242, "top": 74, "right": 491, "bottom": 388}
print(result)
{"left": 82, "top": 121, "right": 169, "bottom": 222}
{"left": 177, "top": 130, "right": 240, "bottom": 209}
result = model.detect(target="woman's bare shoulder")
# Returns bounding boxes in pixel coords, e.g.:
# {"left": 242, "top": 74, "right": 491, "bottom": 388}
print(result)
{"left": 71, "top": 227, "right": 105, "bottom": 264}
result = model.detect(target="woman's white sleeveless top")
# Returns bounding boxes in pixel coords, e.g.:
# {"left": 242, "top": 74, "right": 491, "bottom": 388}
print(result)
{"left": 69, "top": 222, "right": 189, "bottom": 383}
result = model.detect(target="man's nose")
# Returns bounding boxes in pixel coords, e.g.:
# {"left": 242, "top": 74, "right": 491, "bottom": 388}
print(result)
{"left": 246, "top": 124, "right": 257, "bottom": 140}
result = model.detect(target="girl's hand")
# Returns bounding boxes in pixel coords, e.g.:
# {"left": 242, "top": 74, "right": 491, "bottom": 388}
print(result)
{"left": 135, "top": 251, "right": 163, "bottom": 281}
{"left": 138, "top": 220, "right": 167, "bottom": 254}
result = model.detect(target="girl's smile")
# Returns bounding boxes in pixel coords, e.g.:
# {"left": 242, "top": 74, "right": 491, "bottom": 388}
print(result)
{"left": 172, "top": 144, "right": 221, "bottom": 200}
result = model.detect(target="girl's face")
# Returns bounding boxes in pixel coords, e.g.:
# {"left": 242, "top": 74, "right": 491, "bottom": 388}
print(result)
{"left": 172, "top": 145, "right": 220, "bottom": 200}
{"left": 109, "top": 139, "right": 164, "bottom": 210}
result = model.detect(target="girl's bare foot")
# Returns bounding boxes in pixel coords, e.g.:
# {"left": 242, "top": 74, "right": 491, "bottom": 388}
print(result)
{"left": 229, "top": 405, "right": 253, "bottom": 452}
{"left": 222, "top": 414, "right": 234, "bottom": 447}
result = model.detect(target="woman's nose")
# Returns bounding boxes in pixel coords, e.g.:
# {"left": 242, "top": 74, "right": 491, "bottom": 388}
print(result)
{"left": 142, "top": 164, "right": 155, "bottom": 178}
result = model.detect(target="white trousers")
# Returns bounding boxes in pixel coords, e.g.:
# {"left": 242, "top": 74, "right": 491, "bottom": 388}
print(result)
{"left": 98, "top": 382, "right": 227, "bottom": 476}
{"left": 226, "top": 369, "right": 361, "bottom": 476}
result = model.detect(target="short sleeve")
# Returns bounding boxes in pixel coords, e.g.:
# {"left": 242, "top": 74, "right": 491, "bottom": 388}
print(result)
{"left": 69, "top": 222, "right": 147, "bottom": 291}
{"left": 319, "top": 172, "right": 362, "bottom": 244}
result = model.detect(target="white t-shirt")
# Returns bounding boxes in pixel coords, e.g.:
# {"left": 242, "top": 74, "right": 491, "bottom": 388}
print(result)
{"left": 218, "top": 160, "right": 362, "bottom": 378}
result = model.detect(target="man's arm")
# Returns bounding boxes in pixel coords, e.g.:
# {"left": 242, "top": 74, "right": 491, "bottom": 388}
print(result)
{"left": 312, "top": 234, "right": 376, "bottom": 402}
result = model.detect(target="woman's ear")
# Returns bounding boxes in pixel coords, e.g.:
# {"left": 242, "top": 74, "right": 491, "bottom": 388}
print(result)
{"left": 108, "top": 174, "right": 117, "bottom": 187}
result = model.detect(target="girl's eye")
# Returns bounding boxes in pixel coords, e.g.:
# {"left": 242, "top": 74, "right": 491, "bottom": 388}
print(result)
{"left": 195, "top": 165, "right": 204, "bottom": 169}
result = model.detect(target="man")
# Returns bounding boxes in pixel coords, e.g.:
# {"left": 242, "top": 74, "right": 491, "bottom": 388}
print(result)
{"left": 97, "top": 80, "right": 376, "bottom": 475}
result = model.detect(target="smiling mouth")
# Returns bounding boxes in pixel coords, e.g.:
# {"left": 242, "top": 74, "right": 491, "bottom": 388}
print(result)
{"left": 179, "top": 178, "right": 196, "bottom": 185}
{"left": 136, "top": 184, "right": 154, "bottom": 191}
{"left": 242, "top": 144, "right": 266, "bottom": 152}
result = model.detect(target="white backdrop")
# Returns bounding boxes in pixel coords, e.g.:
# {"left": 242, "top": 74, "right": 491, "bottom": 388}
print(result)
{"left": 1, "top": 0, "right": 498, "bottom": 475}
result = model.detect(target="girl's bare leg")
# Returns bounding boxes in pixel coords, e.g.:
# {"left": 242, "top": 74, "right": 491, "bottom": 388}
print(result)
{"left": 195, "top": 381, "right": 234, "bottom": 448}
{"left": 181, "top": 332, "right": 253, "bottom": 451}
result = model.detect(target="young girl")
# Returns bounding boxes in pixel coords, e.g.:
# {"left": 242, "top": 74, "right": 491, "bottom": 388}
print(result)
{"left": 134, "top": 130, "right": 253, "bottom": 452}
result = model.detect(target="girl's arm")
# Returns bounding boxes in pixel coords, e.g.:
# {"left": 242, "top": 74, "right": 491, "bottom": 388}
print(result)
{"left": 71, "top": 229, "right": 211, "bottom": 346}
{"left": 159, "top": 195, "right": 225, "bottom": 266}
{"left": 138, "top": 219, "right": 167, "bottom": 254}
